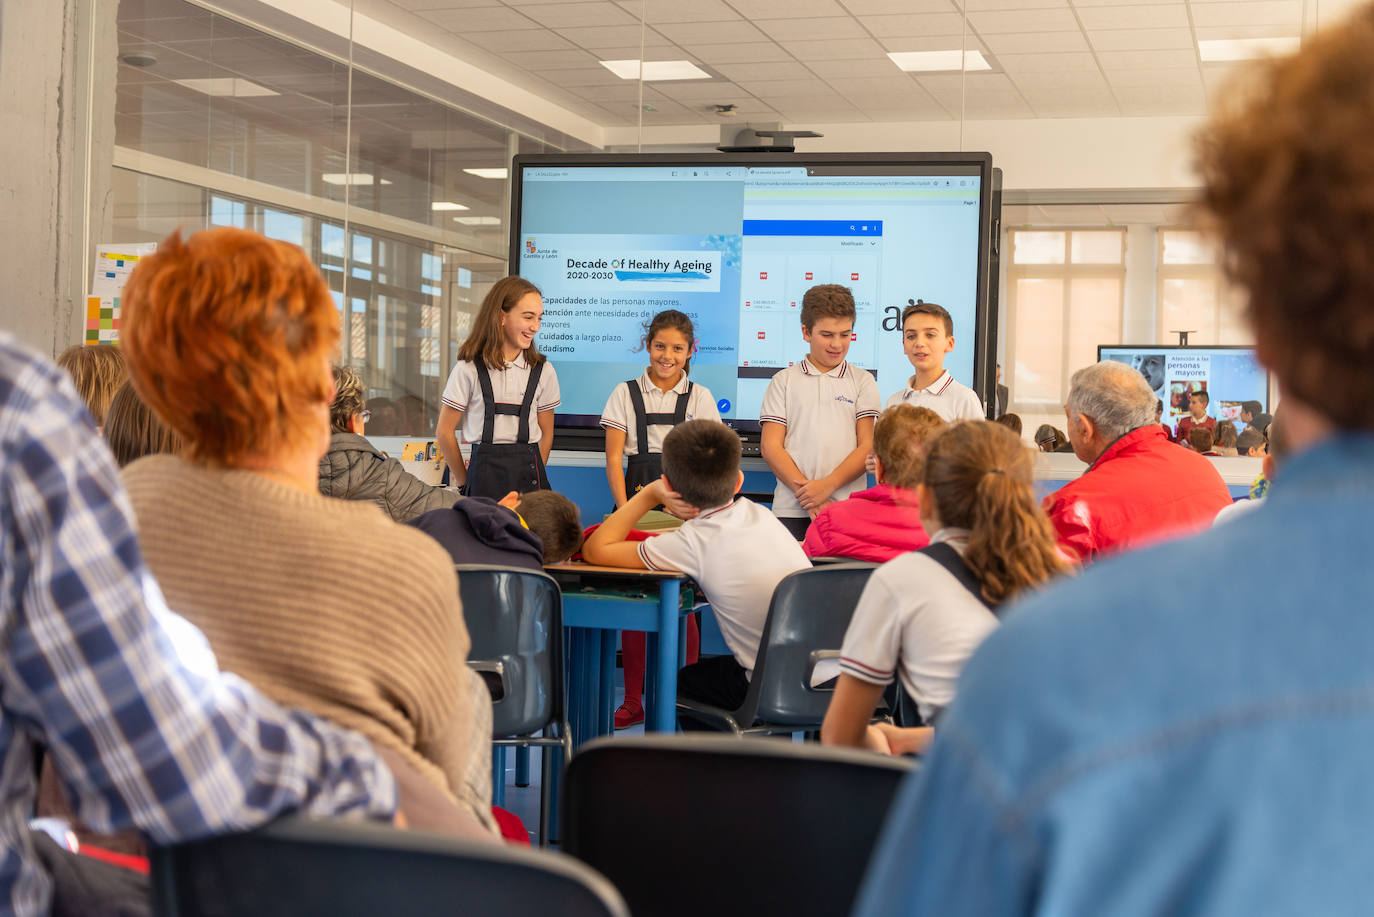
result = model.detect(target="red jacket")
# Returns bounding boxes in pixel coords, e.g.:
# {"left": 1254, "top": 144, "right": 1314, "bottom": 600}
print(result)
{"left": 1043, "top": 425, "right": 1231, "bottom": 562}
{"left": 803, "top": 483, "right": 929, "bottom": 563}
{"left": 1175, "top": 413, "right": 1217, "bottom": 446}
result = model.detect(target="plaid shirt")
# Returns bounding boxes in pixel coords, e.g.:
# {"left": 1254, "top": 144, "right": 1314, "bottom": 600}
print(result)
{"left": 0, "top": 334, "right": 396, "bottom": 914}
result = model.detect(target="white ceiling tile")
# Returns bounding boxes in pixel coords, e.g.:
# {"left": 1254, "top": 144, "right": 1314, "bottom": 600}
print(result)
{"left": 858, "top": 12, "right": 970, "bottom": 34}
{"left": 415, "top": 7, "right": 538, "bottom": 29}
{"left": 534, "top": 66, "right": 636, "bottom": 85}
{"left": 827, "top": 75, "right": 927, "bottom": 98}
{"left": 779, "top": 37, "right": 888, "bottom": 59}
{"left": 736, "top": 77, "right": 842, "bottom": 98}
{"left": 998, "top": 51, "right": 1100, "bottom": 71}
{"left": 863, "top": 103, "right": 954, "bottom": 120}
{"left": 502, "top": 48, "right": 600, "bottom": 68}
{"left": 877, "top": 34, "right": 988, "bottom": 52}
{"left": 610, "top": 0, "right": 745, "bottom": 21}
{"left": 841, "top": 0, "right": 955, "bottom": 11}
{"left": 983, "top": 30, "right": 1088, "bottom": 52}
{"left": 1190, "top": 0, "right": 1301, "bottom": 27}
{"left": 553, "top": 24, "right": 654, "bottom": 46}
{"left": 568, "top": 82, "right": 650, "bottom": 101}
{"left": 757, "top": 17, "right": 869, "bottom": 39}
{"left": 960, "top": 95, "right": 1037, "bottom": 118}
{"left": 514, "top": 2, "right": 638, "bottom": 28}
{"left": 573, "top": 42, "right": 680, "bottom": 58}
{"left": 649, "top": 80, "right": 750, "bottom": 99}
{"left": 961, "top": 0, "right": 1069, "bottom": 9}
{"left": 1088, "top": 27, "right": 1194, "bottom": 50}
{"left": 390, "top": 0, "right": 500, "bottom": 8}
{"left": 967, "top": 8, "right": 1079, "bottom": 31}
{"left": 1096, "top": 48, "right": 1198, "bottom": 68}
{"left": 1006, "top": 70, "right": 1109, "bottom": 90}
{"left": 1075, "top": 4, "right": 1189, "bottom": 29}
{"left": 807, "top": 57, "right": 908, "bottom": 77}
{"left": 1105, "top": 66, "right": 1200, "bottom": 87}
{"left": 654, "top": 21, "right": 769, "bottom": 43}
{"left": 918, "top": 72, "right": 1017, "bottom": 92}
{"left": 715, "top": 60, "right": 815, "bottom": 81}
{"left": 1194, "top": 23, "right": 1300, "bottom": 39}
{"left": 688, "top": 41, "right": 795, "bottom": 64}
{"left": 1070, "top": 0, "right": 1182, "bottom": 7}
{"left": 457, "top": 28, "right": 574, "bottom": 51}
{"left": 728, "top": 0, "right": 851, "bottom": 16}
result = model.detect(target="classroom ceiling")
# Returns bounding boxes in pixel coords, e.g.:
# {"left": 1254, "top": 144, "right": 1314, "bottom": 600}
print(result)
{"left": 376, "top": 0, "right": 1306, "bottom": 125}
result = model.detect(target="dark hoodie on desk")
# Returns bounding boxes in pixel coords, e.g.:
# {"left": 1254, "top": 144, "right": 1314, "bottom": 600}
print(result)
{"left": 408, "top": 497, "right": 545, "bottom": 570}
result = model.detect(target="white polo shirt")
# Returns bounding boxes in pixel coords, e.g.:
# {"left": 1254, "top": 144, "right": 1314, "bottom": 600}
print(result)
{"left": 599, "top": 372, "right": 721, "bottom": 456}
{"left": 759, "top": 356, "right": 882, "bottom": 518}
{"left": 440, "top": 354, "right": 560, "bottom": 444}
{"left": 885, "top": 370, "right": 983, "bottom": 422}
{"left": 638, "top": 498, "right": 810, "bottom": 675}
{"left": 837, "top": 529, "right": 999, "bottom": 723}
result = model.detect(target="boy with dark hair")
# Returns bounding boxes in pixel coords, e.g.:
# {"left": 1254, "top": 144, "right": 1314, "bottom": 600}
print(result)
{"left": 885, "top": 301, "right": 982, "bottom": 421}
{"left": 1237, "top": 426, "right": 1267, "bottom": 457}
{"left": 410, "top": 489, "right": 583, "bottom": 569}
{"left": 759, "top": 284, "right": 881, "bottom": 540}
{"left": 584, "top": 419, "right": 809, "bottom": 709}
{"left": 1188, "top": 426, "right": 1217, "bottom": 454}
{"left": 1175, "top": 389, "right": 1217, "bottom": 444}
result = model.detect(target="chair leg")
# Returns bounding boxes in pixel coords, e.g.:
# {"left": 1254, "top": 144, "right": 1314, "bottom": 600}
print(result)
{"left": 515, "top": 745, "right": 531, "bottom": 787}
{"left": 491, "top": 746, "right": 506, "bottom": 808}
{"left": 538, "top": 745, "right": 553, "bottom": 847}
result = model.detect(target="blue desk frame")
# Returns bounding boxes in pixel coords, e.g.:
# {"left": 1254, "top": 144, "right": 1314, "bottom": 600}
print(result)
{"left": 548, "top": 564, "right": 690, "bottom": 742}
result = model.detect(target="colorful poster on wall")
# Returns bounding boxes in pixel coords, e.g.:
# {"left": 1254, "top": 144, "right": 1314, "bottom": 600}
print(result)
{"left": 86, "top": 243, "right": 157, "bottom": 345}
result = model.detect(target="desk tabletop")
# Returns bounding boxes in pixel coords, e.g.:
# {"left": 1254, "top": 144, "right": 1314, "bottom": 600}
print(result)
{"left": 545, "top": 561, "right": 687, "bottom": 580}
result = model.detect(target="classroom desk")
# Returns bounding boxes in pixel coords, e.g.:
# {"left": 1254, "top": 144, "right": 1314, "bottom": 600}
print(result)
{"left": 545, "top": 562, "right": 692, "bottom": 741}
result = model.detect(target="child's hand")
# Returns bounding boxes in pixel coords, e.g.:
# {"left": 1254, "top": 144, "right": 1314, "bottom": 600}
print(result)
{"left": 657, "top": 481, "right": 701, "bottom": 520}
{"left": 795, "top": 478, "right": 836, "bottom": 511}
{"left": 865, "top": 452, "right": 877, "bottom": 476}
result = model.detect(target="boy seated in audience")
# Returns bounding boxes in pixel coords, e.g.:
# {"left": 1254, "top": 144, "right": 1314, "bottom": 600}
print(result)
{"left": 1188, "top": 427, "right": 1218, "bottom": 455}
{"left": 803, "top": 404, "right": 944, "bottom": 563}
{"left": 1237, "top": 427, "right": 1267, "bottom": 457}
{"left": 583, "top": 419, "right": 809, "bottom": 710}
{"left": 411, "top": 490, "right": 583, "bottom": 569}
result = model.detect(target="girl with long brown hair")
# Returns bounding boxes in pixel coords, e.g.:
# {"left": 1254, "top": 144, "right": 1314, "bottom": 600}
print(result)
{"left": 436, "top": 276, "right": 560, "bottom": 499}
{"left": 820, "top": 420, "right": 1066, "bottom": 754}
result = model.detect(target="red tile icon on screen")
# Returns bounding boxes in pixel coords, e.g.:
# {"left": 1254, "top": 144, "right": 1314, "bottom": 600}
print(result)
{"left": 805, "top": 272, "right": 813, "bottom": 280}
{"left": 851, "top": 272, "right": 860, "bottom": 281}
{"left": 790, "top": 301, "right": 796, "bottom": 307}
{"left": 758, "top": 331, "right": 766, "bottom": 339}
{"left": 760, "top": 271, "right": 768, "bottom": 279}
{"left": 851, "top": 333, "right": 858, "bottom": 340}
{"left": 745, "top": 301, "right": 751, "bottom": 307}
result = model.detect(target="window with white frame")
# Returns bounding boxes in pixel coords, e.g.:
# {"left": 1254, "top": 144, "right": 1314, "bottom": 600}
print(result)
{"left": 1156, "top": 229, "right": 1252, "bottom": 346}
{"left": 1005, "top": 228, "right": 1127, "bottom": 436}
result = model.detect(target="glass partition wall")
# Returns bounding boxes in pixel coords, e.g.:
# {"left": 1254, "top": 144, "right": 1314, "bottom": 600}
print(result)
{"left": 110, "top": 0, "right": 558, "bottom": 436}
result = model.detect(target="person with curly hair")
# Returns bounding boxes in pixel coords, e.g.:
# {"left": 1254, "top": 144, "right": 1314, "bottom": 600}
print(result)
{"left": 855, "top": 9, "right": 1374, "bottom": 914}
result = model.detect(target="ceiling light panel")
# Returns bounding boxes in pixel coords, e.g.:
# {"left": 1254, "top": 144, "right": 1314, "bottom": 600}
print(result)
{"left": 599, "top": 59, "right": 713, "bottom": 80}
{"left": 887, "top": 50, "right": 992, "bottom": 72}
{"left": 463, "top": 168, "right": 509, "bottom": 179}
{"left": 172, "top": 77, "right": 278, "bottom": 97}
{"left": 1197, "top": 36, "right": 1300, "bottom": 60}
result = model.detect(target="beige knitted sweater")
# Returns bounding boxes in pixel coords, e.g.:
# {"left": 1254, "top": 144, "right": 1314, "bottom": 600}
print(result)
{"left": 123, "top": 455, "right": 476, "bottom": 811}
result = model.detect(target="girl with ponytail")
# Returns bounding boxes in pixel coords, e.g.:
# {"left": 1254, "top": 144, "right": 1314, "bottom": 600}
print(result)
{"left": 820, "top": 420, "right": 1066, "bottom": 755}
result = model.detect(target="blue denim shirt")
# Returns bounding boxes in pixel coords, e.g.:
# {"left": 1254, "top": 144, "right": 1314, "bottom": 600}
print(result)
{"left": 855, "top": 434, "right": 1374, "bottom": 916}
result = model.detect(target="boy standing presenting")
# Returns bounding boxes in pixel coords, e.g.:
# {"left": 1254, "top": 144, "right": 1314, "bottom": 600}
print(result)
{"left": 886, "top": 301, "right": 984, "bottom": 421}
{"left": 759, "top": 285, "right": 882, "bottom": 540}
{"left": 1176, "top": 389, "right": 1217, "bottom": 444}
{"left": 583, "top": 420, "right": 809, "bottom": 710}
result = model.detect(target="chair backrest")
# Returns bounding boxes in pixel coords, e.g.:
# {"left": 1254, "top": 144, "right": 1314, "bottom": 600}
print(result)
{"left": 737, "top": 562, "right": 877, "bottom": 727}
{"left": 456, "top": 564, "right": 563, "bottom": 737}
{"left": 152, "top": 816, "right": 628, "bottom": 917}
{"left": 563, "top": 735, "right": 913, "bottom": 917}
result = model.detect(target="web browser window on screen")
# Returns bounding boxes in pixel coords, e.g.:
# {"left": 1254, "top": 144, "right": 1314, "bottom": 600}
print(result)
{"left": 515, "top": 160, "right": 987, "bottom": 428}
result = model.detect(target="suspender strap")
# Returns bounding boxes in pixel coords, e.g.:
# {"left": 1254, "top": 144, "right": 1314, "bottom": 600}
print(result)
{"left": 916, "top": 541, "right": 999, "bottom": 613}
{"left": 515, "top": 360, "right": 542, "bottom": 444}
{"left": 474, "top": 360, "right": 498, "bottom": 443}
{"left": 474, "top": 359, "right": 544, "bottom": 444}
{"left": 627, "top": 380, "right": 695, "bottom": 450}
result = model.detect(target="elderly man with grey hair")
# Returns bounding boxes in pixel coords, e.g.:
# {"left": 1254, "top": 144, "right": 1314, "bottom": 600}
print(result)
{"left": 1042, "top": 361, "right": 1231, "bottom": 561}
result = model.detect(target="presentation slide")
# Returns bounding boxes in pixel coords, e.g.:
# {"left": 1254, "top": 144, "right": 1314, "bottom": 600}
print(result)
{"left": 515, "top": 162, "right": 986, "bottom": 427}
{"left": 1099, "top": 346, "right": 1269, "bottom": 433}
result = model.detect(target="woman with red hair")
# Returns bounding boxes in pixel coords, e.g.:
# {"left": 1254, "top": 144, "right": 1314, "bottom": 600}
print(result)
{"left": 118, "top": 227, "right": 495, "bottom": 837}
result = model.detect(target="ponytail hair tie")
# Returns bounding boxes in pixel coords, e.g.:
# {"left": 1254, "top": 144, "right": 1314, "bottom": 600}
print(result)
{"left": 986, "top": 468, "right": 1005, "bottom": 475}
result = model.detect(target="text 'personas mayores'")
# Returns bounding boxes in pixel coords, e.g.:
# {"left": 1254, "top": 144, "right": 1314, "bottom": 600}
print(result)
{"left": 566, "top": 257, "right": 714, "bottom": 275}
